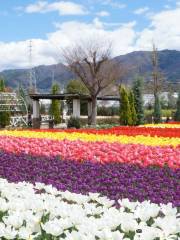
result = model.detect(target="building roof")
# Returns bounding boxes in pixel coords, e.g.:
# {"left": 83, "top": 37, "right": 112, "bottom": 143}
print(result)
{"left": 30, "top": 93, "right": 120, "bottom": 101}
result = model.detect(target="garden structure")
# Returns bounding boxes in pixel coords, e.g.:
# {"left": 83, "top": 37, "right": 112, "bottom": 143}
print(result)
{"left": 30, "top": 93, "right": 120, "bottom": 128}
{"left": 0, "top": 92, "right": 28, "bottom": 127}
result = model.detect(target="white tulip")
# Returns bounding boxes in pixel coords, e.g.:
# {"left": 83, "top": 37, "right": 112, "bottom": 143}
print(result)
{"left": 41, "top": 218, "right": 64, "bottom": 236}
{"left": 136, "top": 226, "right": 161, "bottom": 240}
{"left": 3, "top": 226, "right": 17, "bottom": 239}
{"left": 0, "top": 197, "right": 9, "bottom": 212}
{"left": 18, "top": 226, "right": 33, "bottom": 239}
{"left": 0, "top": 222, "right": 5, "bottom": 237}
{"left": 118, "top": 198, "right": 138, "bottom": 211}
{"left": 160, "top": 203, "right": 177, "bottom": 216}
{"left": 0, "top": 178, "right": 177, "bottom": 239}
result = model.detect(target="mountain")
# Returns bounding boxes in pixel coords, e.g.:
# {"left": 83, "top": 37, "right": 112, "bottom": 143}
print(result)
{"left": 0, "top": 63, "right": 75, "bottom": 92}
{"left": 0, "top": 50, "right": 180, "bottom": 92}
{"left": 115, "top": 50, "right": 180, "bottom": 86}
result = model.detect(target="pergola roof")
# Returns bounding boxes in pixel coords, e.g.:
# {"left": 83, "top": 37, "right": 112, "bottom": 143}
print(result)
{"left": 30, "top": 93, "right": 120, "bottom": 101}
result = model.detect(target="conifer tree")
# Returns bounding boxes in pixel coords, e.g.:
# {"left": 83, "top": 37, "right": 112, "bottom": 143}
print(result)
{"left": 129, "top": 90, "right": 137, "bottom": 125}
{"left": 175, "top": 92, "right": 180, "bottom": 121}
{"left": 0, "top": 78, "right": 5, "bottom": 91}
{"left": 119, "top": 86, "right": 132, "bottom": 125}
{"left": 50, "top": 83, "right": 61, "bottom": 124}
{"left": 132, "top": 77, "right": 144, "bottom": 125}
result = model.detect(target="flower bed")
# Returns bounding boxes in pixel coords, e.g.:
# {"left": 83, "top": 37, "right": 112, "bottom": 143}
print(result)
{"left": 0, "top": 152, "right": 179, "bottom": 206}
{"left": 0, "top": 135, "right": 179, "bottom": 168}
{"left": 0, "top": 178, "right": 179, "bottom": 240}
{"left": 0, "top": 124, "right": 179, "bottom": 239}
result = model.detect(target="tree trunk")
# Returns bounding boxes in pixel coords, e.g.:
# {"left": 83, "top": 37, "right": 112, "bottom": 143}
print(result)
{"left": 89, "top": 96, "right": 97, "bottom": 126}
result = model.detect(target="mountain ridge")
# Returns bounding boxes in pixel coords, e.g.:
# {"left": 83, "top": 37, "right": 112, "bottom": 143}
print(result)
{"left": 1, "top": 50, "right": 180, "bottom": 92}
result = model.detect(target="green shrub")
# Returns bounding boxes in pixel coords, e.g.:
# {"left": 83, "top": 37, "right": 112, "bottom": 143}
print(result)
{"left": 67, "top": 116, "right": 81, "bottom": 129}
{"left": 0, "top": 112, "right": 10, "bottom": 128}
{"left": 145, "top": 109, "right": 173, "bottom": 118}
{"left": 97, "top": 106, "right": 119, "bottom": 116}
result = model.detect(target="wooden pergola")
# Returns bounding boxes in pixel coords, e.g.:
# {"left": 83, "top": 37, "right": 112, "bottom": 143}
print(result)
{"left": 30, "top": 93, "right": 120, "bottom": 128}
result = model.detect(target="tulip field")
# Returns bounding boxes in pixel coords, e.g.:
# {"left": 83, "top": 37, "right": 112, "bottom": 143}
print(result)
{"left": 0, "top": 124, "right": 179, "bottom": 239}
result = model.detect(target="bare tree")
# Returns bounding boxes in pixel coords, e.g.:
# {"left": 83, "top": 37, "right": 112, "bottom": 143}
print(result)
{"left": 152, "top": 43, "right": 164, "bottom": 97}
{"left": 63, "top": 39, "right": 124, "bottom": 125}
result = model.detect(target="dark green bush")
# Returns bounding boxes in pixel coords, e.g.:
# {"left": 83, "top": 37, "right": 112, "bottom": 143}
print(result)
{"left": 97, "top": 106, "right": 119, "bottom": 116}
{"left": 67, "top": 116, "right": 81, "bottom": 129}
{"left": 0, "top": 112, "right": 10, "bottom": 128}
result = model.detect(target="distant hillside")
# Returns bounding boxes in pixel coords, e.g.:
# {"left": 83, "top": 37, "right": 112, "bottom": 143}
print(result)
{"left": 0, "top": 50, "right": 180, "bottom": 92}
{"left": 0, "top": 63, "right": 75, "bottom": 92}
{"left": 115, "top": 50, "right": 180, "bottom": 86}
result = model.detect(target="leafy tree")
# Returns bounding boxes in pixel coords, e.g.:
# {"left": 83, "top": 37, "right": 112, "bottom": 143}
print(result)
{"left": 0, "top": 78, "right": 10, "bottom": 128}
{"left": 50, "top": 83, "right": 61, "bottom": 124}
{"left": 132, "top": 77, "right": 144, "bottom": 125}
{"left": 153, "top": 94, "right": 162, "bottom": 123}
{"left": 66, "top": 79, "right": 89, "bottom": 95}
{"left": 175, "top": 92, "right": 180, "bottom": 121}
{"left": 119, "top": 86, "right": 132, "bottom": 126}
{"left": 128, "top": 90, "right": 137, "bottom": 125}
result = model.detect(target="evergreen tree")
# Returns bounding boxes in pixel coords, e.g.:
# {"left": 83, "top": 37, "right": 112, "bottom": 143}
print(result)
{"left": 119, "top": 86, "right": 132, "bottom": 126}
{"left": 153, "top": 94, "right": 162, "bottom": 123}
{"left": 50, "top": 83, "right": 61, "bottom": 124}
{"left": 0, "top": 78, "right": 5, "bottom": 91}
{"left": 132, "top": 77, "right": 144, "bottom": 125}
{"left": 128, "top": 90, "right": 137, "bottom": 125}
{"left": 175, "top": 92, "right": 180, "bottom": 121}
{"left": 0, "top": 78, "right": 10, "bottom": 128}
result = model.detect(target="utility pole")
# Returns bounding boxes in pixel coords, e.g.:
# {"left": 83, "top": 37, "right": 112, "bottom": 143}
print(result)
{"left": 28, "top": 40, "right": 37, "bottom": 93}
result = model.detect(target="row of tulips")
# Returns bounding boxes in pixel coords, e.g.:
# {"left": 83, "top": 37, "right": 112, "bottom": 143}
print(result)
{"left": 0, "top": 151, "right": 179, "bottom": 206}
{"left": 1, "top": 130, "right": 180, "bottom": 147}
{"left": 28, "top": 124, "right": 180, "bottom": 138}
{"left": 0, "top": 135, "right": 179, "bottom": 168}
{"left": 0, "top": 178, "right": 179, "bottom": 240}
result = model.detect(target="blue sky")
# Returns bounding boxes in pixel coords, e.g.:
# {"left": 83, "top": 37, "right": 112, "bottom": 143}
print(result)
{"left": 0, "top": 0, "right": 177, "bottom": 41}
{"left": 0, "top": 0, "right": 180, "bottom": 70}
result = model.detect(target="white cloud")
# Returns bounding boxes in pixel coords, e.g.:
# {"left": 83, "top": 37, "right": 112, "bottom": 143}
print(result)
{"left": 136, "top": 7, "right": 180, "bottom": 50}
{"left": 24, "top": 1, "right": 88, "bottom": 15}
{"left": 100, "top": 0, "right": 126, "bottom": 9}
{"left": 96, "top": 11, "right": 110, "bottom": 17}
{"left": 1, "top": 5, "right": 180, "bottom": 71}
{"left": 134, "top": 7, "right": 149, "bottom": 15}
{"left": 0, "top": 19, "right": 136, "bottom": 71}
